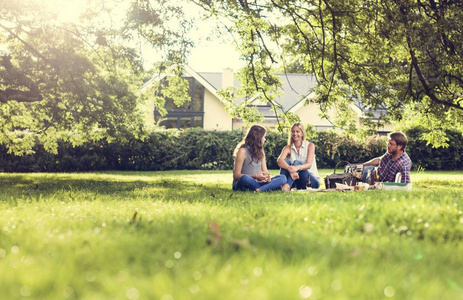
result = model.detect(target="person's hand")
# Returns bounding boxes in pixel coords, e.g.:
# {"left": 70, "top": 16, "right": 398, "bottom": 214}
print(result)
{"left": 255, "top": 172, "right": 268, "bottom": 182}
{"left": 288, "top": 165, "right": 299, "bottom": 173}
{"left": 290, "top": 171, "right": 299, "bottom": 180}
{"left": 262, "top": 172, "right": 271, "bottom": 182}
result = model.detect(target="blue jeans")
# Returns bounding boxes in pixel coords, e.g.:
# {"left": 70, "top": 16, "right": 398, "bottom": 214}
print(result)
{"left": 233, "top": 174, "right": 287, "bottom": 192}
{"left": 280, "top": 159, "right": 320, "bottom": 189}
{"left": 361, "top": 165, "right": 376, "bottom": 183}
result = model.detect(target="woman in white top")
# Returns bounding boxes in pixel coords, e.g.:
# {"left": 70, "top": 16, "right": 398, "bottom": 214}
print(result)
{"left": 277, "top": 122, "right": 321, "bottom": 191}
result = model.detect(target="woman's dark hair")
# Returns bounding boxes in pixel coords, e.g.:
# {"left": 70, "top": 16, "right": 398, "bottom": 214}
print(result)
{"left": 234, "top": 125, "right": 266, "bottom": 162}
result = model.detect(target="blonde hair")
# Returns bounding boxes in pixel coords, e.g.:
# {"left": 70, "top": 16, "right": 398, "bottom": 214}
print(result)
{"left": 288, "top": 122, "right": 306, "bottom": 145}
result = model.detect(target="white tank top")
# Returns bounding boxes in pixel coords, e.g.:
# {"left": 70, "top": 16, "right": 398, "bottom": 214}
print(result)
{"left": 290, "top": 140, "right": 320, "bottom": 179}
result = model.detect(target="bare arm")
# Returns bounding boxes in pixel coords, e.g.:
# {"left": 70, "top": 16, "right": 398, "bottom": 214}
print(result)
{"left": 277, "top": 145, "right": 298, "bottom": 172}
{"left": 363, "top": 157, "right": 381, "bottom": 166}
{"left": 233, "top": 147, "right": 268, "bottom": 182}
{"left": 301, "top": 142, "right": 315, "bottom": 170}
{"left": 233, "top": 147, "right": 247, "bottom": 180}
{"left": 277, "top": 145, "right": 299, "bottom": 180}
{"left": 261, "top": 152, "right": 271, "bottom": 182}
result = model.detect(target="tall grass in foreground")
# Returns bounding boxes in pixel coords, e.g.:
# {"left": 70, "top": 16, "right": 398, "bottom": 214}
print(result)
{"left": 0, "top": 170, "right": 462, "bottom": 299}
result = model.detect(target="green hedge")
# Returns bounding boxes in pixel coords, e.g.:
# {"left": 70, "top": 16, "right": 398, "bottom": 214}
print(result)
{"left": 406, "top": 127, "right": 463, "bottom": 170}
{"left": 0, "top": 127, "right": 461, "bottom": 172}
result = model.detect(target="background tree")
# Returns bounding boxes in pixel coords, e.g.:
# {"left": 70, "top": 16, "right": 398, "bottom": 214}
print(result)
{"left": 193, "top": 0, "right": 463, "bottom": 146}
{"left": 0, "top": 0, "right": 192, "bottom": 155}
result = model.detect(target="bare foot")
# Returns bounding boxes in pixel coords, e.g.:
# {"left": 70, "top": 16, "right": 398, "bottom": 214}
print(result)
{"left": 281, "top": 184, "right": 291, "bottom": 192}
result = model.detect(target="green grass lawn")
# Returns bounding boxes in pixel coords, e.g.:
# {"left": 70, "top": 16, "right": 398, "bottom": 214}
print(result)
{"left": 1, "top": 170, "right": 462, "bottom": 299}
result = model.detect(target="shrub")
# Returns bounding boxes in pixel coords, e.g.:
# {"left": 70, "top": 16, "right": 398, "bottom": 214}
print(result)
{"left": 313, "top": 132, "right": 386, "bottom": 169}
{"left": 263, "top": 130, "right": 288, "bottom": 169}
{"left": 0, "top": 126, "right": 461, "bottom": 172}
{"left": 405, "top": 127, "right": 463, "bottom": 170}
{"left": 174, "top": 128, "right": 242, "bottom": 170}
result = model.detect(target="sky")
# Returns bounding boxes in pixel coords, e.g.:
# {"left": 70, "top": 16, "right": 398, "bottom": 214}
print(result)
{"left": 30, "top": 0, "right": 245, "bottom": 73}
{"left": 180, "top": 2, "right": 246, "bottom": 73}
{"left": 182, "top": 3, "right": 281, "bottom": 73}
{"left": 134, "top": 2, "right": 246, "bottom": 73}
{"left": 187, "top": 39, "right": 245, "bottom": 73}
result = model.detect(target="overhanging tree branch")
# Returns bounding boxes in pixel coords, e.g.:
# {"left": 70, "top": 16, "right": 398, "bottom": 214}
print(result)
{"left": 0, "top": 55, "right": 43, "bottom": 103}
{"left": 0, "top": 23, "right": 57, "bottom": 68}
{"left": 407, "top": 36, "right": 462, "bottom": 111}
{"left": 0, "top": 88, "right": 42, "bottom": 103}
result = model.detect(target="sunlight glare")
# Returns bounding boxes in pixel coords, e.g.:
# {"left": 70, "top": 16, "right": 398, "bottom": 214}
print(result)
{"left": 46, "top": 0, "right": 88, "bottom": 24}
{"left": 126, "top": 287, "right": 140, "bottom": 300}
{"left": 384, "top": 286, "right": 395, "bottom": 297}
{"left": 299, "top": 285, "right": 313, "bottom": 299}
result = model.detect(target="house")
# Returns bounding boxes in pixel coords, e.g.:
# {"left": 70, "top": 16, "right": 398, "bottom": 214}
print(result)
{"left": 140, "top": 65, "right": 394, "bottom": 133}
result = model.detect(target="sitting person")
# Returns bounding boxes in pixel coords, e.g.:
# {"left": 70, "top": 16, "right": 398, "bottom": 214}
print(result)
{"left": 277, "top": 122, "right": 321, "bottom": 191}
{"left": 362, "top": 132, "right": 412, "bottom": 183}
{"left": 233, "top": 125, "right": 286, "bottom": 192}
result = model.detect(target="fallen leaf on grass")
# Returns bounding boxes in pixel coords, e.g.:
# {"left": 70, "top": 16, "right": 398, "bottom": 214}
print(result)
{"left": 130, "top": 211, "right": 137, "bottom": 224}
{"left": 207, "top": 222, "right": 256, "bottom": 253}
{"left": 207, "top": 221, "right": 222, "bottom": 247}
{"left": 350, "top": 249, "right": 362, "bottom": 257}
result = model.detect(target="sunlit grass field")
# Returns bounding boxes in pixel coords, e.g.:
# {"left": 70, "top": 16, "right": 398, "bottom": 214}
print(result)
{"left": 1, "top": 170, "right": 462, "bottom": 299}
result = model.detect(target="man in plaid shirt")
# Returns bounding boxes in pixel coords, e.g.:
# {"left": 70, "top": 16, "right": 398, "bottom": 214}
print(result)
{"left": 362, "top": 132, "right": 412, "bottom": 183}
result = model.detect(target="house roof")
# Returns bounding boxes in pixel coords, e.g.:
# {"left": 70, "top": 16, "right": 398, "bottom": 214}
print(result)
{"left": 196, "top": 71, "right": 318, "bottom": 113}
{"left": 140, "top": 65, "right": 370, "bottom": 119}
{"left": 195, "top": 70, "right": 389, "bottom": 119}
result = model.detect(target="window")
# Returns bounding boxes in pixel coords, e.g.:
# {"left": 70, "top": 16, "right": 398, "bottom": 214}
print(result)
{"left": 154, "top": 77, "right": 205, "bottom": 129}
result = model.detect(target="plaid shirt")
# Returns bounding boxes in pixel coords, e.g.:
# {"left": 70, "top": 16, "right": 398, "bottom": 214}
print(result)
{"left": 378, "top": 151, "right": 412, "bottom": 183}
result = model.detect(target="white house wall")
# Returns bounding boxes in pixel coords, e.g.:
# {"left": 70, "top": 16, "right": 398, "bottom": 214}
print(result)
{"left": 295, "top": 102, "right": 341, "bottom": 129}
{"left": 142, "top": 96, "right": 156, "bottom": 129}
{"left": 203, "top": 89, "right": 233, "bottom": 130}
{"left": 296, "top": 102, "right": 394, "bottom": 132}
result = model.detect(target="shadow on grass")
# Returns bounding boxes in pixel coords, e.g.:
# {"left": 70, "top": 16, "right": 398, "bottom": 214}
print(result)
{"left": 0, "top": 174, "right": 237, "bottom": 203}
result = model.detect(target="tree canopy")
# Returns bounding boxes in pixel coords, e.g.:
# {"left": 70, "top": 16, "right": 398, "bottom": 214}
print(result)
{"left": 2, "top": 0, "right": 462, "bottom": 155}
{"left": 0, "top": 0, "right": 192, "bottom": 154}
{"left": 194, "top": 0, "right": 463, "bottom": 146}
